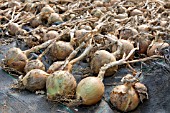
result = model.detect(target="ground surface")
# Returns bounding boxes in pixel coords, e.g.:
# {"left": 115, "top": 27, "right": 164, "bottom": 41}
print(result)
{"left": 0, "top": 41, "right": 170, "bottom": 113}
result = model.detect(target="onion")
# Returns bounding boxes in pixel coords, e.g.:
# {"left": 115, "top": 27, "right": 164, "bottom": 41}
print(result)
{"left": 138, "top": 37, "right": 151, "bottom": 54}
{"left": 71, "top": 29, "right": 89, "bottom": 46}
{"left": 40, "top": 5, "right": 55, "bottom": 21}
{"left": 160, "top": 20, "right": 168, "bottom": 27}
{"left": 76, "top": 77, "right": 104, "bottom": 105}
{"left": 147, "top": 42, "right": 169, "bottom": 56}
{"left": 43, "top": 30, "right": 59, "bottom": 42}
{"left": 21, "top": 69, "right": 49, "bottom": 92}
{"left": 46, "top": 70, "right": 77, "bottom": 100}
{"left": 48, "top": 13, "right": 63, "bottom": 25}
{"left": 8, "top": 23, "right": 20, "bottom": 35}
{"left": 112, "top": 39, "right": 134, "bottom": 60}
{"left": 25, "top": 35, "right": 40, "bottom": 47}
{"left": 48, "top": 41, "right": 74, "bottom": 61}
{"left": 90, "top": 50, "right": 118, "bottom": 76}
{"left": 110, "top": 74, "right": 140, "bottom": 112}
{"left": 119, "top": 28, "right": 138, "bottom": 40}
{"left": 134, "top": 82, "right": 148, "bottom": 102}
{"left": 30, "top": 17, "right": 42, "bottom": 28}
{"left": 24, "top": 59, "right": 45, "bottom": 73}
{"left": 5, "top": 48, "right": 27, "bottom": 72}
{"left": 110, "top": 84, "right": 139, "bottom": 112}
{"left": 91, "top": 8, "right": 103, "bottom": 18}
{"left": 116, "top": 6, "right": 126, "bottom": 14}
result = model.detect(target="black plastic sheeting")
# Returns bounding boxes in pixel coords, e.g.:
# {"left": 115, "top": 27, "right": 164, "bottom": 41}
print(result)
{"left": 0, "top": 42, "right": 170, "bottom": 113}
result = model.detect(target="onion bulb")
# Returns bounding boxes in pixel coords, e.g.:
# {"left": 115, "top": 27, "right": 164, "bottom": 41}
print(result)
{"left": 119, "top": 28, "right": 138, "bottom": 40}
{"left": 48, "top": 41, "right": 74, "bottom": 61}
{"left": 110, "top": 84, "right": 139, "bottom": 112}
{"left": 147, "top": 42, "right": 169, "bottom": 56}
{"left": 40, "top": 5, "right": 55, "bottom": 21}
{"left": 71, "top": 29, "right": 89, "bottom": 46}
{"left": 48, "top": 13, "right": 63, "bottom": 25}
{"left": 90, "top": 50, "right": 118, "bottom": 76}
{"left": 21, "top": 69, "right": 48, "bottom": 92}
{"left": 46, "top": 70, "right": 77, "bottom": 100}
{"left": 24, "top": 59, "right": 45, "bottom": 73}
{"left": 91, "top": 8, "right": 103, "bottom": 18}
{"left": 138, "top": 37, "right": 151, "bottom": 54}
{"left": 30, "top": 17, "right": 42, "bottom": 28}
{"left": 76, "top": 77, "right": 104, "bottom": 105}
{"left": 110, "top": 74, "right": 140, "bottom": 112}
{"left": 5, "top": 48, "right": 27, "bottom": 72}
{"left": 112, "top": 39, "right": 134, "bottom": 60}
{"left": 43, "top": 30, "right": 59, "bottom": 42}
{"left": 8, "top": 23, "right": 20, "bottom": 35}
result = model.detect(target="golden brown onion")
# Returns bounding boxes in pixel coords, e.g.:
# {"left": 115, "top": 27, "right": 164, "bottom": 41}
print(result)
{"left": 8, "top": 23, "right": 20, "bottom": 35}
{"left": 112, "top": 39, "right": 134, "bottom": 60}
{"left": 110, "top": 84, "right": 140, "bottom": 112}
{"left": 76, "top": 77, "right": 104, "bottom": 105}
{"left": 48, "top": 41, "right": 74, "bottom": 61}
{"left": 43, "top": 30, "right": 59, "bottom": 42}
{"left": 48, "top": 13, "right": 63, "bottom": 25}
{"left": 22, "top": 69, "right": 48, "bottom": 92}
{"left": 90, "top": 50, "right": 118, "bottom": 76}
{"left": 138, "top": 37, "right": 151, "bottom": 54}
{"left": 24, "top": 59, "right": 45, "bottom": 73}
{"left": 30, "top": 17, "right": 42, "bottom": 28}
{"left": 40, "top": 5, "right": 54, "bottom": 21}
{"left": 5, "top": 48, "right": 27, "bottom": 72}
{"left": 46, "top": 70, "right": 77, "bottom": 100}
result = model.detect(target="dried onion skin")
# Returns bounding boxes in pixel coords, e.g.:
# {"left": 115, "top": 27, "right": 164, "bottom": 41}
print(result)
{"left": 46, "top": 70, "right": 77, "bottom": 100}
{"left": 90, "top": 50, "right": 118, "bottom": 76}
{"left": 22, "top": 69, "right": 48, "bottom": 92}
{"left": 76, "top": 77, "right": 104, "bottom": 105}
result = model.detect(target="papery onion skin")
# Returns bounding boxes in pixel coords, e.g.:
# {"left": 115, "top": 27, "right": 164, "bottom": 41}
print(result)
{"left": 22, "top": 69, "right": 48, "bottom": 92}
{"left": 46, "top": 70, "right": 77, "bottom": 100}
{"left": 43, "top": 30, "right": 59, "bottom": 42}
{"left": 30, "top": 17, "right": 42, "bottom": 28}
{"left": 48, "top": 13, "right": 63, "bottom": 25}
{"left": 112, "top": 39, "right": 134, "bottom": 60}
{"left": 76, "top": 77, "right": 104, "bottom": 105}
{"left": 138, "top": 37, "right": 151, "bottom": 54}
{"left": 40, "top": 5, "right": 55, "bottom": 21}
{"left": 48, "top": 41, "right": 74, "bottom": 61}
{"left": 5, "top": 48, "right": 27, "bottom": 72}
{"left": 110, "top": 85, "right": 140, "bottom": 112}
{"left": 147, "top": 42, "right": 169, "bottom": 56}
{"left": 8, "top": 23, "right": 20, "bottom": 36}
{"left": 24, "top": 59, "right": 45, "bottom": 73}
{"left": 90, "top": 50, "right": 118, "bottom": 76}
